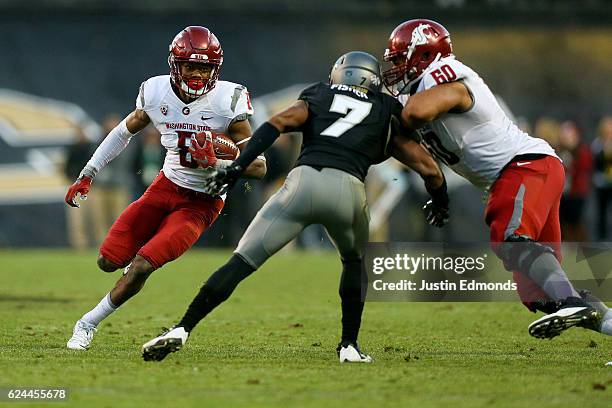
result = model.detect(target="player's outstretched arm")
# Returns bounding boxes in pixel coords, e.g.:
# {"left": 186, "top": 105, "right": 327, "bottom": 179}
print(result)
{"left": 64, "top": 109, "right": 150, "bottom": 207}
{"left": 400, "top": 81, "right": 472, "bottom": 131}
{"left": 228, "top": 119, "right": 266, "bottom": 179}
{"left": 233, "top": 100, "right": 309, "bottom": 172}
{"left": 201, "top": 101, "right": 308, "bottom": 195}
{"left": 391, "top": 135, "right": 450, "bottom": 228}
{"left": 391, "top": 135, "right": 443, "bottom": 190}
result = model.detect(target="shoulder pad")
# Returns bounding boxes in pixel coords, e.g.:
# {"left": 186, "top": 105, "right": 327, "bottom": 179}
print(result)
{"left": 136, "top": 75, "right": 170, "bottom": 111}
{"left": 210, "top": 81, "right": 253, "bottom": 118}
{"left": 297, "top": 82, "right": 325, "bottom": 101}
{"left": 420, "top": 57, "right": 469, "bottom": 91}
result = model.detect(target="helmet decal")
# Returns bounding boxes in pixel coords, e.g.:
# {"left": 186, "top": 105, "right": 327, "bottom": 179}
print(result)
{"left": 407, "top": 23, "right": 434, "bottom": 59}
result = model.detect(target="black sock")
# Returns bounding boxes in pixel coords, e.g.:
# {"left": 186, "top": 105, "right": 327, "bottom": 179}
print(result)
{"left": 177, "top": 254, "right": 255, "bottom": 332}
{"left": 339, "top": 259, "right": 365, "bottom": 344}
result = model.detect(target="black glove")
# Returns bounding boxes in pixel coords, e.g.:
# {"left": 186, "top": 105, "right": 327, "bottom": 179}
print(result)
{"left": 422, "top": 199, "right": 449, "bottom": 228}
{"left": 202, "top": 164, "right": 244, "bottom": 196}
{"left": 423, "top": 177, "right": 449, "bottom": 228}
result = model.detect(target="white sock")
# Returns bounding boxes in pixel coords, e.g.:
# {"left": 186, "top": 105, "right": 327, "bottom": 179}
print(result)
{"left": 600, "top": 310, "right": 612, "bottom": 336}
{"left": 81, "top": 293, "right": 118, "bottom": 327}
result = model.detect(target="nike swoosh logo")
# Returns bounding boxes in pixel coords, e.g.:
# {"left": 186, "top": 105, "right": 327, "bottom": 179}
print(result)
{"left": 516, "top": 161, "right": 531, "bottom": 166}
{"left": 201, "top": 116, "right": 213, "bottom": 121}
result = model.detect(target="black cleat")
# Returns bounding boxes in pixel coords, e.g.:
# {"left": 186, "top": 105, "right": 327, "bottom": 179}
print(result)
{"left": 528, "top": 298, "right": 600, "bottom": 339}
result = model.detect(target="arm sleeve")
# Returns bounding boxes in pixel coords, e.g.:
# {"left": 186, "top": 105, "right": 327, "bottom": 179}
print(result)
{"left": 233, "top": 122, "right": 280, "bottom": 169}
{"left": 80, "top": 119, "right": 136, "bottom": 178}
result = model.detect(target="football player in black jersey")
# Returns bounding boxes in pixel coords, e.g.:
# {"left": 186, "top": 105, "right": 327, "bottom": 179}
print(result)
{"left": 142, "top": 51, "right": 449, "bottom": 363}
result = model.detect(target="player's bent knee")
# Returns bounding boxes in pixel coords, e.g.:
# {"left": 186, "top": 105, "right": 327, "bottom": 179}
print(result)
{"left": 497, "top": 234, "right": 554, "bottom": 272}
{"left": 127, "top": 256, "right": 155, "bottom": 279}
{"left": 97, "top": 255, "right": 120, "bottom": 273}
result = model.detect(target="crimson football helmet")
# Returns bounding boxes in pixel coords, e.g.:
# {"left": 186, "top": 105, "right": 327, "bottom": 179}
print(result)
{"left": 383, "top": 19, "right": 453, "bottom": 95}
{"left": 168, "top": 26, "right": 223, "bottom": 98}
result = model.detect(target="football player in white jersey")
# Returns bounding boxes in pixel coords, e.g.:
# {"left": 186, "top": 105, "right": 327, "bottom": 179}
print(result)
{"left": 383, "top": 19, "right": 612, "bottom": 339}
{"left": 64, "top": 26, "right": 266, "bottom": 350}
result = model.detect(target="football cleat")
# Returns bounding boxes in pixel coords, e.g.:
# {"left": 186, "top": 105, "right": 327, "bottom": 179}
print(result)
{"left": 528, "top": 305, "right": 600, "bottom": 339}
{"left": 67, "top": 319, "right": 97, "bottom": 350}
{"left": 337, "top": 341, "right": 372, "bottom": 363}
{"left": 142, "top": 326, "right": 189, "bottom": 362}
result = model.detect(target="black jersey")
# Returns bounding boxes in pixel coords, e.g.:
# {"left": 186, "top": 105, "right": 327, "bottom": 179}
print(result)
{"left": 295, "top": 82, "right": 403, "bottom": 181}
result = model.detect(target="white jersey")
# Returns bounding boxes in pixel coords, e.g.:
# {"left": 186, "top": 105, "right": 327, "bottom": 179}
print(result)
{"left": 136, "top": 76, "right": 253, "bottom": 193}
{"left": 399, "top": 57, "right": 558, "bottom": 190}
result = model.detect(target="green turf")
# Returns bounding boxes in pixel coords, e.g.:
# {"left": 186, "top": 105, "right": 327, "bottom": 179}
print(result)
{"left": 0, "top": 249, "right": 610, "bottom": 407}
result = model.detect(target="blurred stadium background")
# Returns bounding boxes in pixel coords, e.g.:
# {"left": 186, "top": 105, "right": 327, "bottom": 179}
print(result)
{"left": 0, "top": 0, "right": 611, "bottom": 248}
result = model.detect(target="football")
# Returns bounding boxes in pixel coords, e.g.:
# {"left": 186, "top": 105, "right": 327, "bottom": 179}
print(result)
{"left": 194, "top": 131, "right": 239, "bottom": 161}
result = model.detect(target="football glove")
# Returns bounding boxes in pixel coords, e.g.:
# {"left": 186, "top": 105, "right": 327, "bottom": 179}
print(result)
{"left": 202, "top": 164, "right": 244, "bottom": 196}
{"left": 65, "top": 176, "right": 92, "bottom": 208}
{"left": 189, "top": 133, "right": 217, "bottom": 168}
{"left": 423, "top": 199, "right": 449, "bottom": 228}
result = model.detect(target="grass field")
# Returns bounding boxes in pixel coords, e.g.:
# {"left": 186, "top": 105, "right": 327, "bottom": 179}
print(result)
{"left": 0, "top": 249, "right": 611, "bottom": 407}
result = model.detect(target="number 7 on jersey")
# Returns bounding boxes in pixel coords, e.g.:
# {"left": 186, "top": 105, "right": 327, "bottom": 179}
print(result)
{"left": 321, "top": 94, "right": 372, "bottom": 138}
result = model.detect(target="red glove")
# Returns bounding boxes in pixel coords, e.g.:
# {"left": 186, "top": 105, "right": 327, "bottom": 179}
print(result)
{"left": 189, "top": 132, "right": 217, "bottom": 168}
{"left": 65, "top": 176, "right": 92, "bottom": 208}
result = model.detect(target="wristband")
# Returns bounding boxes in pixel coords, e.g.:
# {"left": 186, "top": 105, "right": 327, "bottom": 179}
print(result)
{"left": 79, "top": 166, "right": 96, "bottom": 180}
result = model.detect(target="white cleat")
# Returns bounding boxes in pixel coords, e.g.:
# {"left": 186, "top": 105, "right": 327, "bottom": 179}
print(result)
{"left": 142, "top": 326, "right": 189, "bottom": 362}
{"left": 337, "top": 341, "right": 373, "bottom": 363}
{"left": 67, "top": 319, "right": 97, "bottom": 350}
